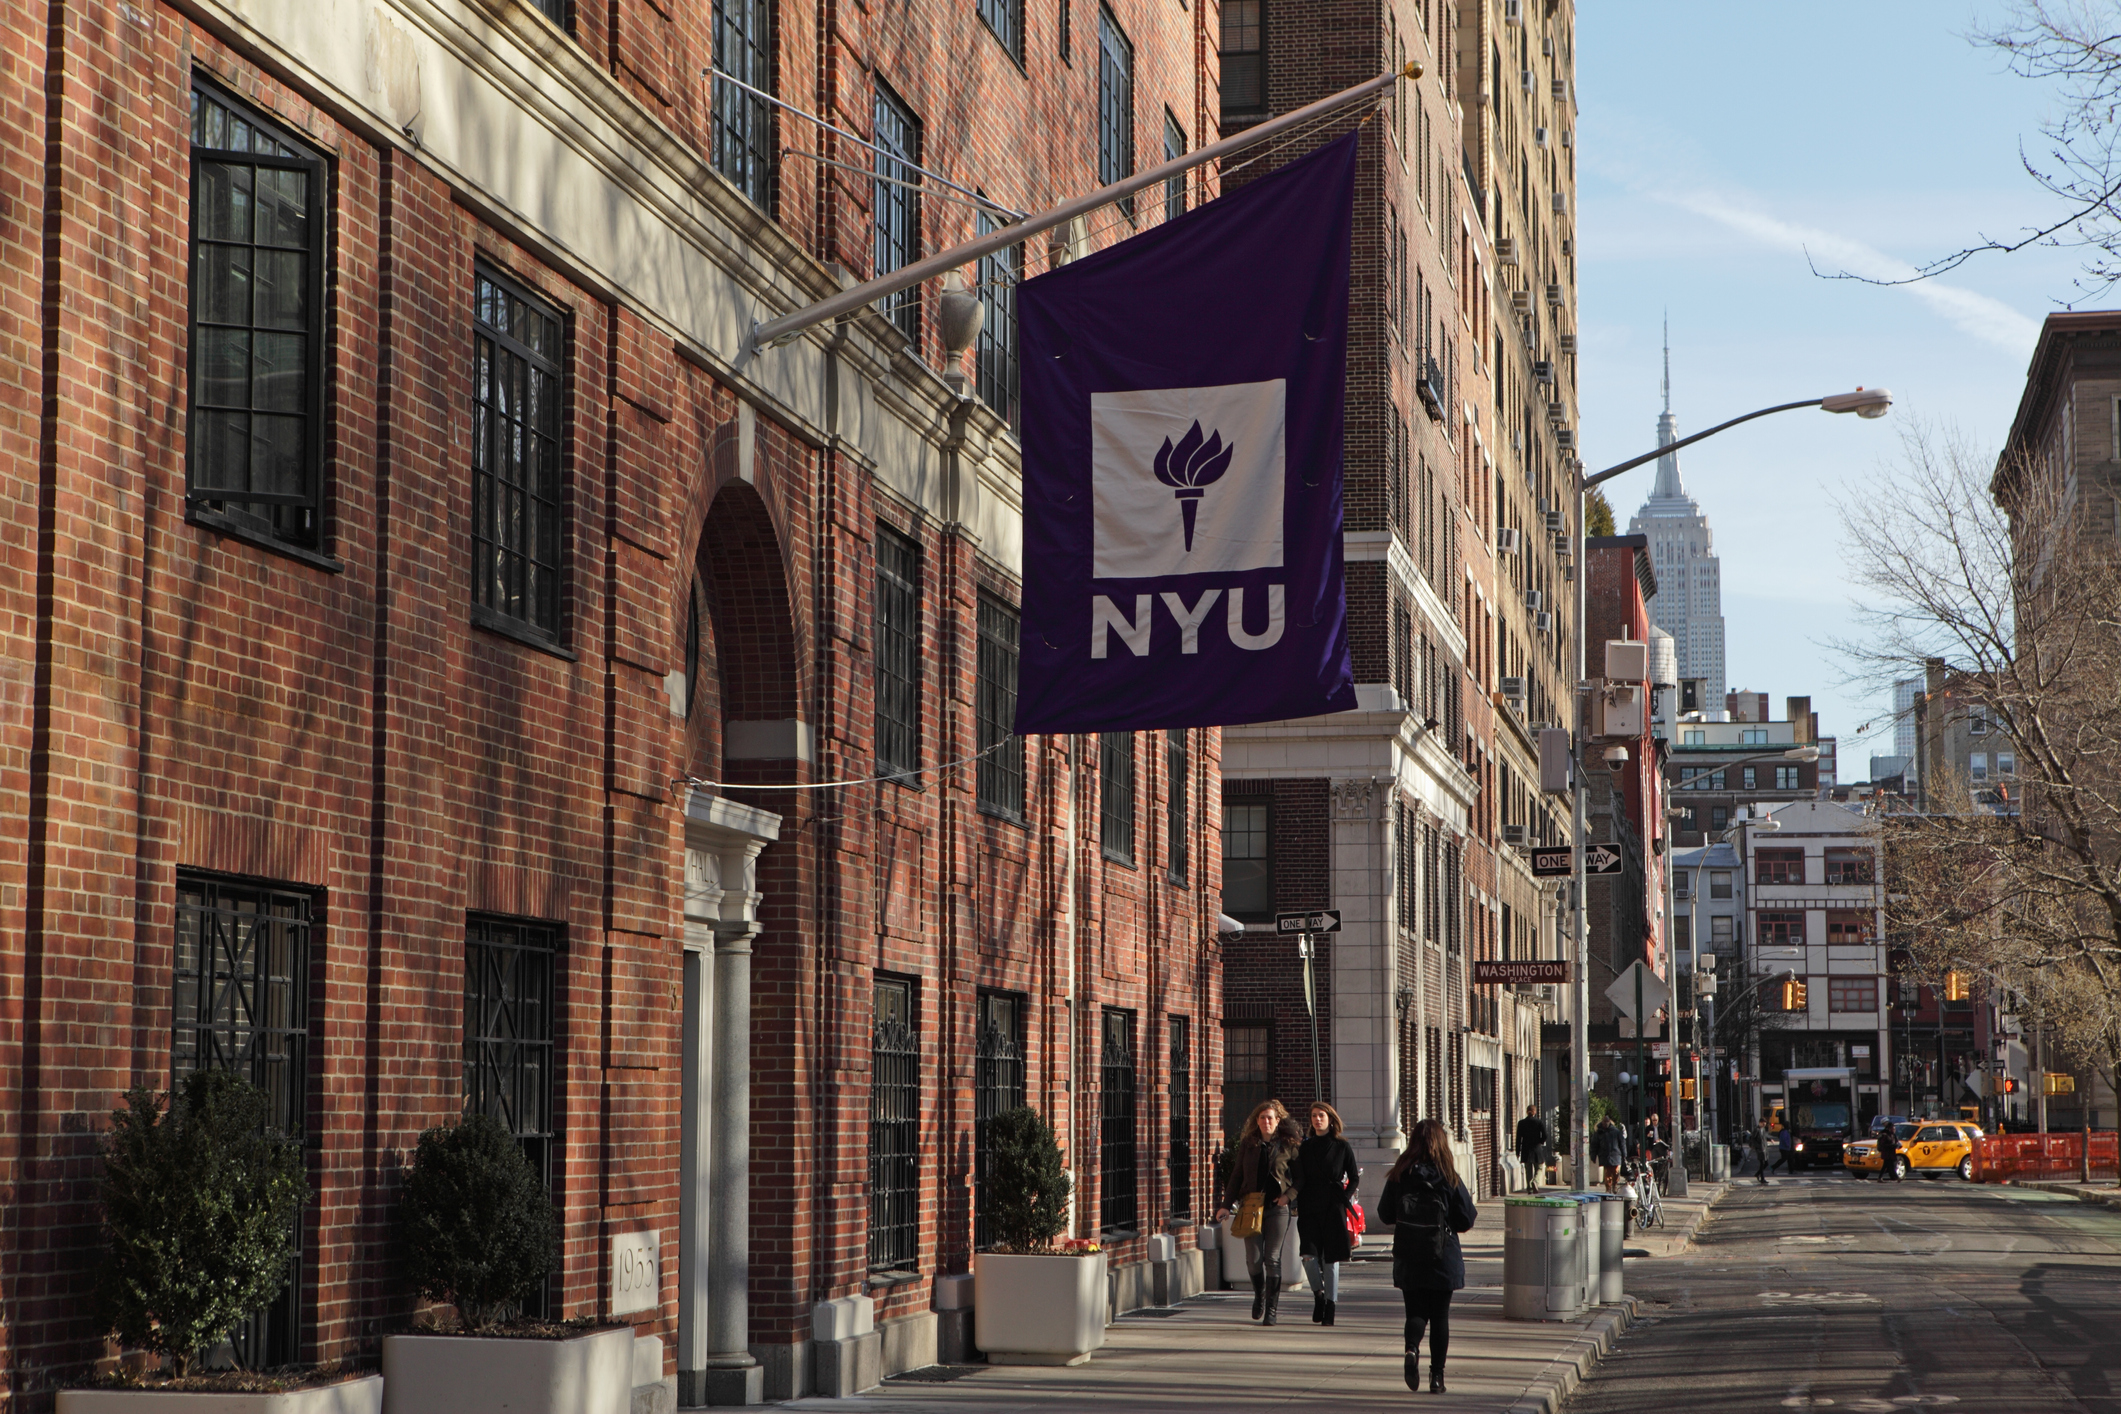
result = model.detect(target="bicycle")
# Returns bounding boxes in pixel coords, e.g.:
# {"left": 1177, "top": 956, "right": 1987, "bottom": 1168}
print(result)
{"left": 1624, "top": 1155, "right": 1665, "bottom": 1233}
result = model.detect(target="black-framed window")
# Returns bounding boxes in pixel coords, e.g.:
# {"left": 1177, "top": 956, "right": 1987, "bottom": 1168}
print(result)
{"left": 1100, "top": 731, "right": 1136, "bottom": 862}
{"left": 975, "top": 209, "right": 1021, "bottom": 425}
{"left": 1098, "top": 8, "right": 1134, "bottom": 215}
{"left": 529, "top": 0, "right": 568, "bottom": 27}
{"left": 973, "top": 990, "right": 1026, "bottom": 1250}
{"left": 711, "top": 0, "right": 775, "bottom": 210}
{"left": 870, "top": 976, "right": 921, "bottom": 1274}
{"left": 471, "top": 267, "right": 566, "bottom": 642}
{"left": 174, "top": 872, "right": 314, "bottom": 1369}
{"left": 1163, "top": 110, "right": 1186, "bottom": 223}
{"left": 875, "top": 525, "right": 922, "bottom": 781}
{"left": 1219, "top": 0, "right": 1263, "bottom": 115}
{"left": 682, "top": 580, "right": 702, "bottom": 719}
{"left": 976, "top": 593, "right": 1025, "bottom": 819}
{"left": 1222, "top": 801, "right": 1271, "bottom": 918}
{"left": 1222, "top": 1020, "right": 1271, "bottom": 1143}
{"left": 1169, "top": 1015, "right": 1192, "bottom": 1217}
{"left": 187, "top": 84, "right": 327, "bottom": 553}
{"left": 1059, "top": 0, "right": 1072, "bottom": 61}
{"left": 1098, "top": 1008, "right": 1138, "bottom": 1234}
{"left": 978, "top": 0, "right": 1023, "bottom": 62}
{"left": 1165, "top": 729, "right": 1189, "bottom": 882}
{"left": 465, "top": 916, "right": 559, "bottom": 1190}
{"left": 872, "top": 82, "right": 923, "bottom": 344}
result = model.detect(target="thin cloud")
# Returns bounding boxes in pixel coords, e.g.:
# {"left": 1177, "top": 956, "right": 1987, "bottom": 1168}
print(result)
{"left": 1656, "top": 191, "right": 2043, "bottom": 354}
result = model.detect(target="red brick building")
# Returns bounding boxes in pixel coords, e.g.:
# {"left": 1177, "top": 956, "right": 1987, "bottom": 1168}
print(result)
{"left": 0, "top": 0, "right": 1221, "bottom": 1405}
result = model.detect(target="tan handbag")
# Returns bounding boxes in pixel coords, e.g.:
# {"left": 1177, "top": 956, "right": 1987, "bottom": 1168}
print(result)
{"left": 1229, "top": 1192, "right": 1265, "bottom": 1239}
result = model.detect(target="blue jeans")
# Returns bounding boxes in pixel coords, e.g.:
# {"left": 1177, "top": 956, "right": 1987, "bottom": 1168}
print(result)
{"left": 1302, "top": 1255, "right": 1340, "bottom": 1300}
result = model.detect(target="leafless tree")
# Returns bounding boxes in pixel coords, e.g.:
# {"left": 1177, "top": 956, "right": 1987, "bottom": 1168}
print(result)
{"left": 1838, "top": 422, "right": 2121, "bottom": 1115}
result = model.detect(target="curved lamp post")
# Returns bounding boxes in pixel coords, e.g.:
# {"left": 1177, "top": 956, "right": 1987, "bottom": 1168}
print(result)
{"left": 1565, "top": 389, "right": 1888, "bottom": 1189}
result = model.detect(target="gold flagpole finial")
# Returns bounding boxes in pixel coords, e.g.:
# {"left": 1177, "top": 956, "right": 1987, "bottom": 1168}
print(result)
{"left": 1401, "top": 60, "right": 1424, "bottom": 81}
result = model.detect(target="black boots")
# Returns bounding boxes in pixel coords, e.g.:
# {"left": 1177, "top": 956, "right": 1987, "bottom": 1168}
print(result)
{"left": 1322, "top": 1299, "right": 1336, "bottom": 1326}
{"left": 1312, "top": 1290, "right": 1326, "bottom": 1323}
{"left": 1404, "top": 1353, "right": 1422, "bottom": 1392}
{"left": 1262, "top": 1278, "right": 1282, "bottom": 1326}
{"left": 1251, "top": 1273, "right": 1266, "bottom": 1320}
{"left": 1430, "top": 1365, "right": 1447, "bottom": 1394}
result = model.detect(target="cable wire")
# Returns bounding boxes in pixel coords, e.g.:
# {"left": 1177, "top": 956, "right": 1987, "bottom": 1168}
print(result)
{"left": 674, "top": 735, "right": 1018, "bottom": 793}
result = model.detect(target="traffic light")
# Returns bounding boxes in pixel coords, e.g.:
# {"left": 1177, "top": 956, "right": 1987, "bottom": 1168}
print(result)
{"left": 1780, "top": 976, "right": 1808, "bottom": 1011}
{"left": 2045, "top": 1072, "right": 2077, "bottom": 1096}
{"left": 1945, "top": 971, "right": 1972, "bottom": 1003}
{"left": 1680, "top": 1078, "right": 1697, "bottom": 1100}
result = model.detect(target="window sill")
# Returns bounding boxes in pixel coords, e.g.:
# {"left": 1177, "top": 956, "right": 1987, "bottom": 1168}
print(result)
{"left": 864, "top": 1269, "right": 922, "bottom": 1290}
{"left": 978, "top": 803, "right": 1029, "bottom": 827}
{"left": 471, "top": 606, "right": 576, "bottom": 661}
{"left": 1102, "top": 851, "right": 1137, "bottom": 868}
{"left": 188, "top": 506, "right": 344, "bottom": 574}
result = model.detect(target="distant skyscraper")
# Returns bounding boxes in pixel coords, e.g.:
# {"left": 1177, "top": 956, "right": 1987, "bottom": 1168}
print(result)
{"left": 1893, "top": 677, "right": 1920, "bottom": 780}
{"left": 1628, "top": 327, "right": 1728, "bottom": 719}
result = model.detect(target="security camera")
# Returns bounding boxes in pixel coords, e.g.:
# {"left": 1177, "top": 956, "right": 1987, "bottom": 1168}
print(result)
{"left": 1603, "top": 744, "right": 1630, "bottom": 770}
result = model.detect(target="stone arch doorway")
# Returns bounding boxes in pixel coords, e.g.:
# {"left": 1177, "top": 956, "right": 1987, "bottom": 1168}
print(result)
{"left": 682, "top": 480, "right": 803, "bottom": 788}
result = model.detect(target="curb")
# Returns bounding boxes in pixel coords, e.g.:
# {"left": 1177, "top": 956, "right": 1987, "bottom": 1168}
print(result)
{"left": 2012, "top": 1179, "right": 2121, "bottom": 1212}
{"left": 1504, "top": 1298, "right": 1640, "bottom": 1414}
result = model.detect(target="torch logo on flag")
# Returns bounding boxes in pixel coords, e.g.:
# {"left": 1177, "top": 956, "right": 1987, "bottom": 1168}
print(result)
{"left": 1154, "top": 421, "right": 1235, "bottom": 552}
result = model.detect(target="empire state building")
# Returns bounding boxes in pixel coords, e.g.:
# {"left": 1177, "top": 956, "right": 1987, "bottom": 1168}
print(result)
{"left": 1626, "top": 344, "right": 1728, "bottom": 718}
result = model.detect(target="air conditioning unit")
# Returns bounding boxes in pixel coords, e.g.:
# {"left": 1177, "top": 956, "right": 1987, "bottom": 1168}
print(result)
{"left": 1497, "top": 526, "right": 1522, "bottom": 553}
{"left": 1552, "top": 191, "right": 1568, "bottom": 214}
{"left": 1562, "top": 129, "right": 1573, "bottom": 149}
{"left": 1503, "top": 823, "right": 1528, "bottom": 845}
{"left": 1536, "top": 610, "right": 1554, "bottom": 632}
{"left": 1555, "top": 537, "right": 1572, "bottom": 559}
{"left": 1543, "top": 510, "right": 1564, "bottom": 533}
{"left": 1501, "top": 675, "right": 1527, "bottom": 702}
{"left": 1504, "top": 0, "right": 1523, "bottom": 24}
{"left": 1415, "top": 359, "right": 1446, "bottom": 421}
{"left": 1547, "top": 399, "right": 1565, "bottom": 422}
{"left": 1555, "top": 428, "right": 1575, "bottom": 449}
{"left": 1542, "top": 36, "right": 1554, "bottom": 56}
{"left": 1496, "top": 237, "right": 1519, "bottom": 265}
{"left": 1522, "top": 69, "right": 1536, "bottom": 93}
{"left": 1535, "top": 126, "right": 1548, "bottom": 148}
{"left": 1546, "top": 282, "right": 1564, "bottom": 306}
{"left": 1510, "top": 289, "right": 1532, "bottom": 313}
{"left": 1559, "top": 333, "right": 1578, "bottom": 354}
{"left": 1551, "top": 78, "right": 1568, "bottom": 100}
{"left": 1532, "top": 360, "right": 1553, "bottom": 382}
{"left": 1525, "top": 589, "right": 1545, "bottom": 611}
{"left": 1563, "top": 564, "right": 1575, "bottom": 582}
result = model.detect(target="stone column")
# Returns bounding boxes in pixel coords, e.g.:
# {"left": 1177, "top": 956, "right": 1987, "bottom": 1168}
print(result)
{"left": 704, "top": 919, "right": 762, "bottom": 1406}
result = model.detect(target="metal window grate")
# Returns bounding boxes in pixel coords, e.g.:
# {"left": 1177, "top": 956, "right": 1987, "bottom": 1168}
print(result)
{"left": 872, "top": 83, "right": 923, "bottom": 344}
{"left": 175, "top": 873, "right": 312, "bottom": 1368}
{"left": 471, "top": 268, "right": 565, "bottom": 639}
{"left": 975, "top": 212, "right": 1021, "bottom": 425}
{"left": 976, "top": 594, "right": 1025, "bottom": 818}
{"left": 870, "top": 979, "right": 921, "bottom": 1273}
{"left": 1165, "top": 730, "right": 1188, "bottom": 882}
{"left": 976, "top": 0, "right": 1023, "bottom": 61}
{"left": 875, "top": 526, "right": 923, "bottom": 781}
{"left": 187, "top": 85, "right": 326, "bottom": 550}
{"left": 465, "top": 916, "right": 558, "bottom": 1190}
{"left": 1099, "top": 1008, "right": 1137, "bottom": 1234}
{"left": 1168, "top": 1016, "right": 1192, "bottom": 1217}
{"left": 1163, "top": 111, "right": 1186, "bottom": 223}
{"left": 1098, "top": 8, "right": 1134, "bottom": 215}
{"left": 711, "top": 0, "right": 775, "bottom": 209}
{"left": 1100, "top": 732, "right": 1136, "bottom": 862}
{"left": 973, "top": 992, "right": 1026, "bottom": 1249}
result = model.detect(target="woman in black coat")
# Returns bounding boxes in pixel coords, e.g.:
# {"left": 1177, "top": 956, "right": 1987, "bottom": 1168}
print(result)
{"left": 1295, "top": 1101, "right": 1362, "bottom": 1326}
{"left": 1377, "top": 1117, "right": 1478, "bottom": 1395}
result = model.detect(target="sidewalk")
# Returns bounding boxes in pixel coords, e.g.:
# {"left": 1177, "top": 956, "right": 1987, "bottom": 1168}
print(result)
{"left": 2009, "top": 1178, "right": 2121, "bottom": 1212}
{"left": 783, "top": 1185, "right": 1728, "bottom": 1413}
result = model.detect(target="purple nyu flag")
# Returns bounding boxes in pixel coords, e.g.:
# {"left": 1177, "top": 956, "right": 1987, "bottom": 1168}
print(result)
{"left": 1013, "top": 133, "right": 1358, "bottom": 734}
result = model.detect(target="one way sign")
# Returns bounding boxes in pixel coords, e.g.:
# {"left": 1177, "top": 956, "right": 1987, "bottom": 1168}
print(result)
{"left": 1584, "top": 844, "right": 1623, "bottom": 876}
{"left": 1528, "top": 846, "right": 1624, "bottom": 878}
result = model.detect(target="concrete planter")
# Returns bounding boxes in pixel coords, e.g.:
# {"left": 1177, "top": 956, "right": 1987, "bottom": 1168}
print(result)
{"left": 971, "top": 1252, "right": 1107, "bottom": 1366}
{"left": 58, "top": 1374, "right": 383, "bottom": 1414}
{"left": 381, "top": 1327, "right": 631, "bottom": 1414}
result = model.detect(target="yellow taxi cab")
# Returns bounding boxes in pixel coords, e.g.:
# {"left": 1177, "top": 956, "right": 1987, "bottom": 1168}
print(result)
{"left": 1843, "top": 1122, "right": 1920, "bottom": 1179}
{"left": 1904, "top": 1120, "right": 1984, "bottom": 1180}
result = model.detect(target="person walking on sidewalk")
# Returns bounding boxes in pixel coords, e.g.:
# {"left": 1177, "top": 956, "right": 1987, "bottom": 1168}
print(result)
{"left": 1297, "top": 1101, "right": 1361, "bottom": 1326}
{"left": 1214, "top": 1101, "right": 1302, "bottom": 1325}
{"left": 1380, "top": 1118, "right": 1476, "bottom": 1395}
{"left": 1744, "top": 1123, "right": 1769, "bottom": 1185}
{"left": 1878, "top": 1121, "right": 1902, "bottom": 1181}
{"left": 1593, "top": 1116, "right": 1626, "bottom": 1193}
{"left": 1769, "top": 1119, "right": 1795, "bottom": 1176}
{"left": 1515, "top": 1105, "right": 1550, "bottom": 1193}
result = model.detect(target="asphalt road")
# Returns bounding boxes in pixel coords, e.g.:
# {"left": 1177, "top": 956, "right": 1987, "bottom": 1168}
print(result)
{"left": 1563, "top": 1171, "right": 2121, "bottom": 1413}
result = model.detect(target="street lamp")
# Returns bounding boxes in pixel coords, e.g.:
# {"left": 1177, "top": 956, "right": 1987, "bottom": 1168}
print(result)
{"left": 1566, "top": 389, "right": 1888, "bottom": 1189}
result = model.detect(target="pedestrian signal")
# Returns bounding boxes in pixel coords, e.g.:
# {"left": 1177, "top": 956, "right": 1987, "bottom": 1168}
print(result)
{"left": 1944, "top": 971, "right": 1971, "bottom": 1002}
{"left": 2044, "top": 1072, "right": 2076, "bottom": 1096}
{"left": 2002, "top": 1077, "right": 2017, "bottom": 1094}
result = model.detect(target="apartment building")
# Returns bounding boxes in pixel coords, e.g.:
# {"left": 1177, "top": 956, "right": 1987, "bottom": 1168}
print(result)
{"left": 1216, "top": 0, "right": 1577, "bottom": 1203}
{"left": 1667, "top": 698, "right": 1835, "bottom": 848}
{"left": 0, "top": 0, "right": 1221, "bottom": 1402}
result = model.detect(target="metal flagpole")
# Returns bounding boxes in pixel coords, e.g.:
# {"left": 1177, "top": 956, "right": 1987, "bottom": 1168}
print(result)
{"left": 744, "top": 62, "right": 1421, "bottom": 355}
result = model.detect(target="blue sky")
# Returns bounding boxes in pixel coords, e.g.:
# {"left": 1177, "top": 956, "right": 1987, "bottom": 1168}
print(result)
{"left": 1577, "top": 2, "right": 2085, "bottom": 771}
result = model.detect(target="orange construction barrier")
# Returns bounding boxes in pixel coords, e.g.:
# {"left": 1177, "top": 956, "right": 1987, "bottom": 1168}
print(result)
{"left": 1972, "top": 1131, "right": 2119, "bottom": 1182}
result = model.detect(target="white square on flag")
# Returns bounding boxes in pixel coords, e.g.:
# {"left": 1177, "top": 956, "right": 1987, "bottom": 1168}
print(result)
{"left": 1090, "top": 379, "right": 1286, "bottom": 579}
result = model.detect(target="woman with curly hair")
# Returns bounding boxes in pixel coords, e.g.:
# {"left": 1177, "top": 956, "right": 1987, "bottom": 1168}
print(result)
{"left": 1378, "top": 1117, "right": 1476, "bottom": 1393}
{"left": 1214, "top": 1100, "right": 1303, "bottom": 1324}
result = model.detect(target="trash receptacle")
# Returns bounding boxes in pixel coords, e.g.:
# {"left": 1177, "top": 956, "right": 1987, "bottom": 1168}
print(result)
{"left": 1710, "top": 1143, "right": 1729, "bottom": 1181}
{"left": 1503, "top": 1196, "right": 1582, "bottom": 1320}
{"left": 1598, "top": 1194, "right": 1626, "bottom": 1302}
{"left": 1565, "top": 1192, "right": 1601, "bottom": 1311}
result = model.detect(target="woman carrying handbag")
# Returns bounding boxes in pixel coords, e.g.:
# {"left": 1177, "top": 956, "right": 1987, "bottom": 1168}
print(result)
{"left": 1378, "top": 1118, "right": 1477, "bottom": 1393}
{"left": 1296, "top": 1101, "right": 1362, "bottom": 1326}
{"left": 1214, "top": 1100, "right": 1302, "bottom": 1324}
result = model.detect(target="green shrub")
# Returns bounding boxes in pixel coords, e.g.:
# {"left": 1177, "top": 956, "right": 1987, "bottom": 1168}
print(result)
{"left": 985, "top": 1106, "right": 1072, "bottom": 1253}
{"left": 399, "top": 1114, "right": 557, "bottom": 1330}
{"left": 98, "top": 1070, "right": 309, "bottom": 1377}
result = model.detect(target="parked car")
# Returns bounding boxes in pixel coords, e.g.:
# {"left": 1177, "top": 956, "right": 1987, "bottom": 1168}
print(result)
{"left": 1904, "top": 1121, "right": 1985, "bottom": 1180}
{"left": 1843, "top": 1123, "right": 1921, "bottom": 1179}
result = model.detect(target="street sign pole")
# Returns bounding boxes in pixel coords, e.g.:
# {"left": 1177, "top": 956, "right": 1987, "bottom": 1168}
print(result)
{"left": 1571, "top": 693, "right": 1590, "bottom": 1190}
{"left": 1636, "top": 963, "right": 1648, "bottom": 1155}
{"left": 1299, "top": 933, "right": 1322, "bottom": 1105}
